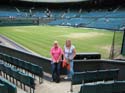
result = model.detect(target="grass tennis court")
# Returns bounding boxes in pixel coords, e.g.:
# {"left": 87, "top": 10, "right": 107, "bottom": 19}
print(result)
{"left": 0, "top": 26, "right": 123, "bottom": 58}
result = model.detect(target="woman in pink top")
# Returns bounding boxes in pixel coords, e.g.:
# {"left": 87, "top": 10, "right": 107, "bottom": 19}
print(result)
{"left": 50, "top": 41, "right": 63, "bottom": 83}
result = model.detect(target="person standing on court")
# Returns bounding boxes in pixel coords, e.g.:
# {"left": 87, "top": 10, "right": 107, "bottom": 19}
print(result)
{"left": 50, "top": 41, "right": 63, "bottom": 83}
{"left": 64, "top": 39, "right": 76, "bottom": 79}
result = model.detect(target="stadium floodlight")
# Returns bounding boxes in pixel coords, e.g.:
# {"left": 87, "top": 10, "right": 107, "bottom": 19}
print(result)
{"left": 19, "top": 0, "right": 89, "bottom": 3}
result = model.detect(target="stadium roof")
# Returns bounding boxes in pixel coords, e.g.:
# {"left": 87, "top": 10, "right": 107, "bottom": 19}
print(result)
{"left": 19, "top": 0, "right": 89, "bottom": 3}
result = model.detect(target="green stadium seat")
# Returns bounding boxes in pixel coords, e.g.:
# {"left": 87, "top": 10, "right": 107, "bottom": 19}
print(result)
{"left": 0, "top": 83, "right": 8, "bottom": 93}
{"left": 0, "top": 53, "right": 3, "bottom": 62}
{"left": 11, "top": 67, "right": 20, "bottom": 84}
{"left": 79, "top": 82, "right": 115, "bottom": 93}
{"left": 19, "top": 72, "right": 27, "bottom": 89}
{"left": 4, "top": 64, "right": 11, "bottom": 79}
{"left": 2, "top": 54, "right": 6, "bottom": 62}
{"left": 0, "top": 77, "right": 17, "bottom": 93}
{"left": 113, "top": 81, "right": 125, "bottom": 93}
{"left": 4, "top": 55, "right": 9, "bottom": 62}
{"left": 71, "top": 69, "right": 119, "bottom": 93}
{"left": 18, "top": 60, "right": 25, "bottom": 69}
{"left": 19, "top": 72, "right": 35, "bottom": 93}
{"left": 79, "top": 81, "right": 125, "bottom": 93}
{"left": 31, "top": 63, "right": 43, "bottom": 83}
{"left": 0, "top": 62, "right": 4, "bottom": 70}
{"left": 72, "top": 72, "right": 86, "bottom": 85}
{"left": 97, "top": 69, "right": 119, "bottom": 81}
{"left": 24, "top": 61, "right": 32, "bottom": 72}
{"left": 3, "top": 54, "right": 10, "bottom": 64}
{"left": 12, "top": 58, "right": 19, "bottom": 67}
{"left": 97, "top": 69, "right": 108, "bottom": 81}
{"left": 6, "top": 56, "right": 13, "bottom": 65}
{"left": 31, "top": 63, "right": 39, "bottom": 75}
{"left": 1, "top": 54, "right": 6, "bottom": 61}
{"left": 8, "top": 67, "right": 14, "bottom": 82}
{"left": 84, "top": 70, "right": 97, "bottom": 83}
{"left": 98, "top": 82, "right": 113, "bottom": 93}
{"left": 0, "top": 53, "right": 3, "bottom": 60}
{"left": 1, "top": 54, "right": 5, "bottom": 60}
{"left": 109, "top": 69, "right": 119, "bottom": 80}
{"left": 0, "top": 63, "right": 6, "bottom": 77}
{"left": 80, "top": 83, "right": 97, "bottom": 93}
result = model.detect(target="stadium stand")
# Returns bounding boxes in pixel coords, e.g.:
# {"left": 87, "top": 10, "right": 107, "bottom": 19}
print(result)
{"left": 86, "top": 18, "right": 125, "bottom": 30}
{"left": 65, "top": 18, "right": 95, "bottom": 27}
{"left": 0, "top": 77, "right": 17, "bottom": 93}
{"left": 0, "top": 62, "right": 35, "bottom": 93}
{"left": 106, "top": 10, "right": 125, "bottom": 18}
{"left": 81, "top": 11, "right": 108, "bottom": 17}
{"left": 0, "top": 83, "right": 7, "bottom": 93}
{"left": 0, "top": 4, "right": 125, "bottom": 30}
{"left": 0, "top": 53, "right": 43, "bottom": 84}
{"left": 0, "top": 1, "right": 125, "bottom": 93}
{"left": 48, "top": 19, "right": 68, "bottom": 26}
{"left": 48, "top": 18, "right": 95, "bottom": 27}
{"left": 70, "top": 69, "right": 119, "bottom": 92}
{"left": 48, "top": 7, "right": 125, "bottom": 30}
{"left": 79, "top": 81, "right": 125, "bottom": 93}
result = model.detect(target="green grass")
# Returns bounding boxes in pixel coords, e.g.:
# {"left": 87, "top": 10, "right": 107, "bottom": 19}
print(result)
{"left": 0, "top": 26, "right": 123, "bottom": 58}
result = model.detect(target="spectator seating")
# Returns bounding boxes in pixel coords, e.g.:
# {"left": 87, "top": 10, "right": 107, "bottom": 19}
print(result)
{"left": 33, "top": 12, "right": 46, "bottom": 18}
{"left": 48, "top": 18, "right": 94, "bottom": 27}
{"left": 79, "top": 81, "right": 125, "bottom": 93}
{"left": 0, "top": 6, "right": 125, "bottom": 18}
{"left": 52, "top": 11, "right": 63, "bottom": 18}
{"left": 48, "top": 19, "right": 68, "bottom": 26}
{"left": 0, "top": 62, "right": 35, "bottom": 93}
{"left": 71, "top": 69, "right": 119, "bottom": 92}
{"left": 0, "top": 11, "right": 20, "bottom": 17}
{"left": 63, "top": 18, "right": 95, "bottom": 27}
{"left": 86, "top": 18, "right": 125, "bottom": 30}
{"left": 0, "top": 53, "right": 43, "bottom": 84}
{"left": 0, "top": 6, "right": 125, "bottom": 30}
{"left": 63, "top": 11, "right": 78, "bottom": 18}
{"left": 49, "top": 17, "right": 125, "bottom": 30}
{"left": 80, "top": 11, "right": 109, "bottom": 18}
{"left": 0, "top": 77, "right": 17, "bottom": 93}
{"left": 0, "top": 83, "right": 7, "bottom": 93}
{"left": 48, "top": 9, "right": 125, "bottom": 31}
{"left": 106, "top": 10, "right": 125, "bottom": 18}
{"left": 113, "top": 80, "right": 125, "bottom": 92}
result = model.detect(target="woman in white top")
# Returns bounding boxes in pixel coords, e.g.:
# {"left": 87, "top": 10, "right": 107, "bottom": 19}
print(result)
{"left": 64, "top": 39, "right": 76, "bottom": 79}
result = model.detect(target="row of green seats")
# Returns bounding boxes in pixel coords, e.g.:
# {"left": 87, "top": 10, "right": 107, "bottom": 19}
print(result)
{"left": 79, "top": 81, "right": 125, "bottom": 93}
{"left": 70, "top": 69, "right": 119, "bottom": 92}
{"left": 0, "top": 53, "right": 43, "bottom": 83}
{"left": 0, "top": 83, "right": 7, "bottom": 93}
{"left": 0, "top": 62, "right": 35, "bottom": 93}
{"left": 0, "top": 77, "right": 17, "bottom": 93}
{"left": 72, "top": 69, "right": 119, "bottom": 85}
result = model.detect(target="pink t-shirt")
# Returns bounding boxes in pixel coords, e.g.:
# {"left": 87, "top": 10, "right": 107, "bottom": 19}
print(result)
{"left": 50, "top": 47, "right": 63, "bottom": 62}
